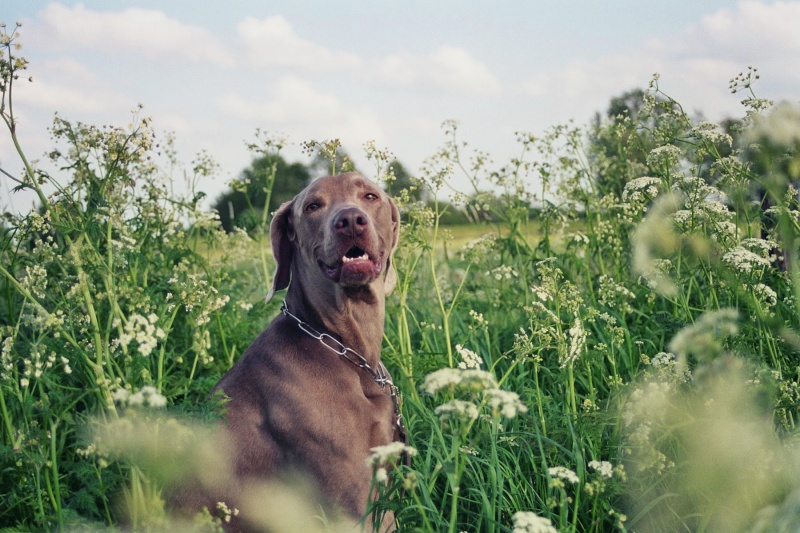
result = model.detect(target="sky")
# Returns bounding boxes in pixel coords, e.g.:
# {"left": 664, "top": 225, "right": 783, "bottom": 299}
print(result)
{"left": 2, "top": 1, "right": 800, "bottom": 213}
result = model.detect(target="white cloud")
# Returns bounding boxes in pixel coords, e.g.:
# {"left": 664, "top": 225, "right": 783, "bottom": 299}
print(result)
{"left": 236, "top": 15, "right": 362, "bottom": 72}
{"left": 14, "top": 58, "right": 131, "bottom": 115}
{"left": 217, "top": 76, "right": 385, "bottom": 153}
{"left": 521, "top": 1, "right": 800, "bottom": 123}
{"left": 235, "top": 18, "right": 501, "bottom": 96}
{"left": 29, "top": 2, "right": 233, "bottom": 66}
{"left": 678, "top": 1, "right": 800, "bottom": 61}
{"left": 674, "top": 0, "right": 800, "bottom": 92}
{"left": 375, "top": 45, "right": 502, "bottom": 96}
{"left": 219, "top": 77, "right": 346, "bottom": 124}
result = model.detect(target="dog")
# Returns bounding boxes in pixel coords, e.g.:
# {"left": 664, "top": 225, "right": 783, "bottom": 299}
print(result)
{"left": 173, "top": 173, "right": 404, "bottom": 531}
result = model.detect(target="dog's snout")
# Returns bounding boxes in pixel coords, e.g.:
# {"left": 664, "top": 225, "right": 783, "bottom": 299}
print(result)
{"left": 333, "top": 207, "right": 369, "bottom": 236}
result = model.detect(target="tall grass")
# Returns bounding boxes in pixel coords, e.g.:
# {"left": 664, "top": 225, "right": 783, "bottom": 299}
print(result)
{"left": 3, "top": 27, "right": 800, "bottom": 532}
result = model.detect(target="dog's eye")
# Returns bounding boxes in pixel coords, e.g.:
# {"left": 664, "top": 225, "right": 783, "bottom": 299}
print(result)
{"left": 364, "top": 193, "right": 379, "bottom": 201}
{"left": 305, "top": 202, "right": 322, "bottom": 212}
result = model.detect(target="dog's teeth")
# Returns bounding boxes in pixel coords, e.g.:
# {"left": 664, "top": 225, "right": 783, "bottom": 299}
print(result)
{"left": 342, "top": 253, "right": 370, "bottom": 263}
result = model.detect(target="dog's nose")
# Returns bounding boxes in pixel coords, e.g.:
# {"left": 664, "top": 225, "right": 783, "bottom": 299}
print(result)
{"left": 333, "top": 207, "right": 369, "bottom": 236}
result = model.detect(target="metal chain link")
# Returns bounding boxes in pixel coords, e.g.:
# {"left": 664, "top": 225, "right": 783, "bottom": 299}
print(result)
{"left": 280, "top": 301, "right": 404, "bottom": 434}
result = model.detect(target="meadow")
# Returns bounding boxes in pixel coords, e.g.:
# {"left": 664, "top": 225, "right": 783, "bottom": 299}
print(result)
{"left": 3, "top": 25, "right": 800, "bottom": 532}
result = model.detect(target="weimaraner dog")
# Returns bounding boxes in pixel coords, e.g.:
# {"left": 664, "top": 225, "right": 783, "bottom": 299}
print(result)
{"left": 173, "top": 173, "right": 404, "bottom": 531}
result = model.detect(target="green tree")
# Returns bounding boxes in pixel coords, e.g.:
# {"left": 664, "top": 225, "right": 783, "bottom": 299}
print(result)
{"left": 385, "top": 159, "right": 424, "bottom": 201}
{"left": 213, "top": 155, "right": 311, "bottom": 233}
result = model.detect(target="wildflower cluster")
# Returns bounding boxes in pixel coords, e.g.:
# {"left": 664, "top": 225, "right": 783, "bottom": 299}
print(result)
{"left": 455, "top": 344, "right": 483, "bottom": 369}
{"left": 511, "top": 511, "right": 558, "bottom": 533}
{"left": 722, "top": 238, "right": 776, "bottom": 275}
{"left": 114, "top": 314, "right": 166, "bottom": 357}
{"left": 597, "top": 274, "right": 636, "bottom": 314}
{"left": 547, "top": 466, "right": 579, "bottom": 488}
{"left": 421, "top": 368, "right": 498, "bottom": 395}
{"left": 422, "top": 364, "right": 527, "bottom": 433}
{"left": 622, "top": 176, "right": 662, "bottom": 203}
{"left": 112, "top": 385, "right": 167, "bottom": 409}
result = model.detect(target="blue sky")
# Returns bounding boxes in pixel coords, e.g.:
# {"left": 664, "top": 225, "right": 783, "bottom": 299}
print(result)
{"left": 2, "top": 1, "right": 800, "bottom": 212}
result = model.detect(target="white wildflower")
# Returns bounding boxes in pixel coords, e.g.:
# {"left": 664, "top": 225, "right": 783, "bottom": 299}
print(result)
{"left": 722, "top": 247, "right": 771, "bottom": 273}
{"left": 366, "top": 442, "right": 417, "bottom": 467}
{"left": 115, "top": 385, "right": 167, "bottom": 408}
{"left": 588, "top": 460, "right": 614, "bottom": 479}
{"left": 112, "top": 388, "right": 131, "bottom": 404}
{"left": 422, "top": 368, "right": 497, "bottom": 395}
{"left": 651, "top": 351, "right": 678, "bottom": 370}
{"left": 691, "top": 121, "right": 733, "bottom": 147}
{"left": 215, "top": 501, "right": 240, "bottom": 523}
{"left": 548, "top": 466, "right": 580, "bottom": 485}
{"left": 434, "top": 400, "right": 479, "bottom": 423}
{"left": 146, "top": 390, "right": 167, "bottom": 408}
{"left": 750, "top": 283, "right": 778, "bottom": 309}
{"left": 740, "top": 237, "right": 777, "bottom": 255}
{"left": 742, "top": 97, "right": 774, "bottom": 113}
{"left": 531, "top": 285, "right": 552, "bottom": 302}
{"left": 456, "top": 344, "right": 483, "bottom": 370}
{"left": 646, "top": 145, "right": 682, "bottom": 168}
{"left": 421, "top": 368, "right": 461, "bottom": 394}
{"left": 484, "top": 388, "right": 528, "bottom": 419}
{"left": 704, "top": 200, "right": 733, "bottom": 217}
{"left": 623, "top": 176, "right": 662, "bottom": 202}
{"left": 22, "top": 264, "right": 49, "bottom": 299}
{"left": 562, "top": 317, "right": 586, "bottom": 368}
{"left": 512, "top": 511, "right": 558, "bottom": 533}
{"left": 468, "top": 309, "right": 488, "bottom": 329}
{"left": 571, "top": 232, "right": 590, "bottom": 245}
{"left": 671, "top": 209, "right": 693, "bottom": 226}
{"left": 461, "top": 233, "right": 498, "bottom": 261}
{"left": 672, "top": 176, "right": 724, "bottom": 205}
{"left": 488, "top": 265, "right": 518, "bottom": 281}
{"left": 128, "top": 390, "right": 145, "bottom": 406}
{"left": 460, "top": 446, "right": 479, "bottom": 456}
{"left": 598, "top": 275, "right": 636, "bottom": 313}
{"left": 117, "top": 314, "right": 166, "bottom": 357}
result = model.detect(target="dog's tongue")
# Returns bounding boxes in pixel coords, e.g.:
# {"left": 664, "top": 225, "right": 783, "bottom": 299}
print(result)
{"left": 337, "top": 249, "right": 381, "bottom": 285}
{"left": 339, "top": 254, "right": 378, "bottom": 285}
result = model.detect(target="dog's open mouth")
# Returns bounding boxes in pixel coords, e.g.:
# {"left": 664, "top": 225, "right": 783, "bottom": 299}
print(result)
{"left": 319, "top": 246, "right": 382, "bottom": 284}
{"left": 342, "top": 246, "right": 369, "bottom": 263}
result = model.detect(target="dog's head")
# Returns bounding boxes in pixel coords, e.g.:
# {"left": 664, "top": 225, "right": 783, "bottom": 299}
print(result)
{"left": 266, "top": 172, "right": 400, "bottom": 302}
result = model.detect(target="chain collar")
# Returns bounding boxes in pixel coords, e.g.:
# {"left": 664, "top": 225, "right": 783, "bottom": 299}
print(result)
{"left": 280, "top": 301, "right": 405, "bottom": 436}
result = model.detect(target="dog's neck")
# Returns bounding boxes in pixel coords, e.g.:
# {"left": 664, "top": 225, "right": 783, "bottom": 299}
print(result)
{"left": 284, "top": 281, "right": 386, "bottom": 367}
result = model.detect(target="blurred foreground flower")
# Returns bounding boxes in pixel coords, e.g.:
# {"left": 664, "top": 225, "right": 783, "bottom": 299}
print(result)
{"left": 631, "top": 193, "right": 682, "bottom": 296}
{"left": 668, "top": 308, "right": 738, "bottom": 365}
{"left": 623, "top": 351, "right": 799, "bottom": 531}
{"left": 92, "top": 410, "right": 359, "bottom": 532}
{"left": 511, "top": 511, "right": 558, "bottom": 533}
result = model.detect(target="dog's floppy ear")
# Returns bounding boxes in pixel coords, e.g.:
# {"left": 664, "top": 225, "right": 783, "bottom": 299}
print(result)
{"left": 383, "top": 196, "right": 401, "bottom": 295}
{"left": 266, "top": 200, "right": 295, "bottom": 302}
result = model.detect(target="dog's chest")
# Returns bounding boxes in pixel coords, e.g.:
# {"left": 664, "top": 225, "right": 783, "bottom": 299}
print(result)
{"left": 291, "top": 336, "right": 394, "bottom": 431}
